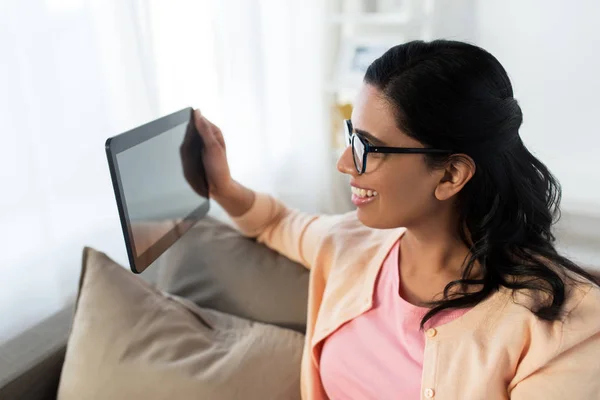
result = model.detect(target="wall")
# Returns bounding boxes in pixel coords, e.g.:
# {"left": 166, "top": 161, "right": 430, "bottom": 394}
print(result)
{"left": 431, "top": 0, "right": 600, "bottom": 268}
{"left": 474, "top": 0, "right": 600, "bottom": 268}
{"left": 475, "top": 0, "right": 600, "bottom": 215}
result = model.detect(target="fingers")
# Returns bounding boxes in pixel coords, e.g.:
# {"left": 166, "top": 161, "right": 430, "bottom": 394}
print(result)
{"left": 205, "top": 119, "right": 226, "bottom": 149}
{"left": 194, "top": 109, "right": 226, "bottom": 150}
{"left": 194, "top": 109, "right": 218, "bottom": 148}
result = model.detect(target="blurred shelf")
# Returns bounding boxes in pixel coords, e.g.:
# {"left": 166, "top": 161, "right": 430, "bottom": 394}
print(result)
{"left": 328, "top": 12, "right": 412, "bottom": 25}
{"left": 560, "top": 198, "right": 600, "bottom": 219}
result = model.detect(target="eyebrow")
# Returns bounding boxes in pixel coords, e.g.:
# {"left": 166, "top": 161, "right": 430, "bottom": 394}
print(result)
{"left": 354, "top": 128, "right": 387, "bottom": 146}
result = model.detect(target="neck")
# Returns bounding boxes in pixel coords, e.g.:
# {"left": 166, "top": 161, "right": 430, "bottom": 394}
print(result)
{"left": 400, "top": 211, "right": 478, "bottom": 283}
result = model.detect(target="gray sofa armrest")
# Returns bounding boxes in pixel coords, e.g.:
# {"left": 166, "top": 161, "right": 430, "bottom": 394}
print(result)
{"left": 0, "top": 305, "right": 74, "bottom": 400}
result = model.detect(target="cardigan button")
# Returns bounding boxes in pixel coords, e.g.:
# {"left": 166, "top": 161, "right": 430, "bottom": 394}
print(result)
{"left": 426, "top": 328, "right": 437, "bottom": 338}
{"left": 424, "top": 388, "right": 435, "bottom": 398}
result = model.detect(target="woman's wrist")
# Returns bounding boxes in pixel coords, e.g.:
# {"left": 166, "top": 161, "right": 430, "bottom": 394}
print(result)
{"left": 212, "top": 179, "right": 255, "bottom": 217}
{"left": 212, "top": 178, "right": 237, "bottom": 200}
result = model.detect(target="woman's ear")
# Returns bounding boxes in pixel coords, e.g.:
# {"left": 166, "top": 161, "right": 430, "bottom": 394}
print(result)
{"left": 434, "top": 154, "right": 476, "bottom": 201}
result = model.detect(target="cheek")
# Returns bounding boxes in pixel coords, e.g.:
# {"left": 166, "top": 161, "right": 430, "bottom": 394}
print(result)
{"left": 365, "top": 163, "right": 437, "bottom": 228}
{"left": 386, "top": 174, "right": 429, "bottom": 211}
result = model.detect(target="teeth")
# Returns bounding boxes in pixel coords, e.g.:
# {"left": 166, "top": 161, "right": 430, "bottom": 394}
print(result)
{"left": 351, "top": 186, "right": 378, "bottom": 198}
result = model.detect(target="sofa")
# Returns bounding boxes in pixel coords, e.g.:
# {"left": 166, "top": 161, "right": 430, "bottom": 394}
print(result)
{"left": 2, "top": 213, "right": 599, "bottom": 399}
{"left": 0, "top": 216, "right": 311, "bottom": 400}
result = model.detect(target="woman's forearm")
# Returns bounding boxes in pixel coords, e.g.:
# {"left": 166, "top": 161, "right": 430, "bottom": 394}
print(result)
{"left": 212, "top": 179, "right": 256, "bottom": 218}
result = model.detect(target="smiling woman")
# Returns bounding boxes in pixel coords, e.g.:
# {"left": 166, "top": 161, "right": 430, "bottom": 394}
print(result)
{"left": 343, "top": 40, "right": 600, "bottom": 325}
{"left": 196, "top": 38, "right": 600, "bottom": 399}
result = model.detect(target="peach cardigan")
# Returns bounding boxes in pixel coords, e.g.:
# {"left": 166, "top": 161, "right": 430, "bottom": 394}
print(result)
{"left": 232, "top": 192, "right": 600, "bottom": 399}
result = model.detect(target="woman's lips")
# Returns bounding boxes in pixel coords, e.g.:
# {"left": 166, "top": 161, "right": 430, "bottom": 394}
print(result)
{"left": 351, "top": 193, "right": 377, "bottom": 206}
{"left": 350, "top": 185, "right": 378, "bottom": 207}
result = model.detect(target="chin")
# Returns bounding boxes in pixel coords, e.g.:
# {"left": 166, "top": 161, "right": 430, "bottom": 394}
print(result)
{"left": 355, "top": 208, "right": 402, "bottom": 229}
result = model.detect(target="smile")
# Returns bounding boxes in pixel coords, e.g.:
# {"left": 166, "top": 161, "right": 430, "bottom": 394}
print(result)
{"left": 351, "top": 186, "right": 378, "bottom": 198}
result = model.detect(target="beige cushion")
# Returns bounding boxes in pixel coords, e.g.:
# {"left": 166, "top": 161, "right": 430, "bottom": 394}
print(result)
{"left": 156, "top": 216, "right": 310, "bottom": 334}
{"left": 57, "top": 247, "right": 304, "bottom": 400}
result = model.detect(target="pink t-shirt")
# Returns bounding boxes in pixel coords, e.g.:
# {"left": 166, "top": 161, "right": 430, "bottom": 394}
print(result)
{"left": 320, "top": 240, "right": 471, "bottom": 400}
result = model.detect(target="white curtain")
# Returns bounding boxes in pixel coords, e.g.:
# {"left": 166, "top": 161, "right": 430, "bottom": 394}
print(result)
{"left": 0, "top": 0, "right": 332, "bottom": 343}
{"left": 210, "top": 0, "right": 331, "bottom": 214}
{"left": 138, "top": 0, "right": 333, "bottom": 215}
{"left": 0, "top": 0, "right": 160, "bottom": 342}
{"left": 0, "top": 0, "right": 157, "bottom": 341}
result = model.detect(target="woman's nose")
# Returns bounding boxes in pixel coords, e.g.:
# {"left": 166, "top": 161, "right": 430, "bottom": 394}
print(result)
{"left": 337, "top": 146, "right": 356, "bottom": 175}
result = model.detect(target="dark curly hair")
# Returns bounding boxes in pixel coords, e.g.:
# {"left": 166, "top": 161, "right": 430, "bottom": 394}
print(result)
{"left": 364, "top": 39, "right": 599, "bottom": 330}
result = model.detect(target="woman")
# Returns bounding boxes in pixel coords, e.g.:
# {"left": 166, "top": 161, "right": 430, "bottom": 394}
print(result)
{"left": 192, "top": 40, "right": 600, "bottom": 399}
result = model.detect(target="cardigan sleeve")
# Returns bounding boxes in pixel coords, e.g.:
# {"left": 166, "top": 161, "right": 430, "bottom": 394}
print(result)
{"left": 230, "top": 192, "right": 343, "bottom": 270}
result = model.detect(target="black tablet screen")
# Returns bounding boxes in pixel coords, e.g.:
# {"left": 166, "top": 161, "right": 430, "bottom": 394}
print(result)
{"left": 108, "top": 109, "right": 209, "bottom": 273}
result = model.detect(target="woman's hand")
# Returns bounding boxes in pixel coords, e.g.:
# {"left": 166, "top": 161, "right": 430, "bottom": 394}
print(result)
{"left": 181, "top": 109, "right": 255, "bottom": 216}
{"left": 181, "top": 109, "right": 234, "bottom": 199}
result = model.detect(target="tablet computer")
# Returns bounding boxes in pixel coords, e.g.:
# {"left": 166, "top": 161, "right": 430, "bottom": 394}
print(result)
{"left": 105, "top": 107, "right": 210, "bottom": 273}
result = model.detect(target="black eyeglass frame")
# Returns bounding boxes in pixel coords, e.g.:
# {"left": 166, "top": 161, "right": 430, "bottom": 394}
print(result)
{"left": 344, "top": 119, "right": 454, "bottom": 174}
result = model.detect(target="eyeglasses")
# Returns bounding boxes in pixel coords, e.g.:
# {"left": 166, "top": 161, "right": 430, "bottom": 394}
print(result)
{"left": 344, "top": 119, "right": 453, "bottom": 175}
